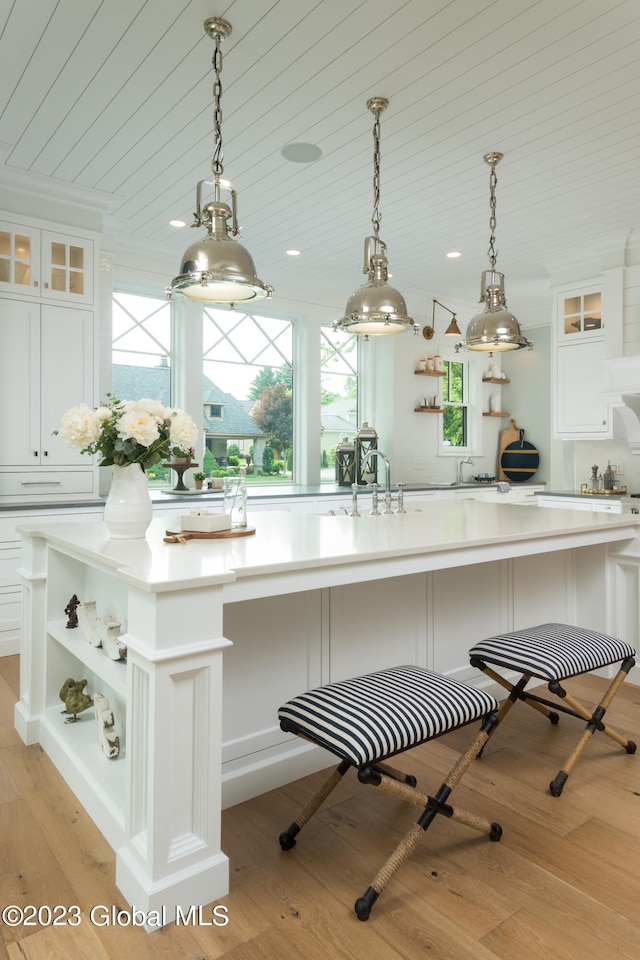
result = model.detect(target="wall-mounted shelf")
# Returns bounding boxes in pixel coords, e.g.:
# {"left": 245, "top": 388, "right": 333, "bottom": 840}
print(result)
{"left": 415, "top": 407, "right": 444, "bottom": 413}
{"left": 482, "top": 377, "right": 510, "bottom": 384}
{"left": 415, "top": 370, "right": 445, "bottom": 377}
{"left": 483, "top": 411, "right": 511, "bottom": 418}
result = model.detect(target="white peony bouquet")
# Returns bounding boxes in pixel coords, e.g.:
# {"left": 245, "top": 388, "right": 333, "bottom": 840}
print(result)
{"left": 55, "top": 395, "right": 198, "bottom": 472}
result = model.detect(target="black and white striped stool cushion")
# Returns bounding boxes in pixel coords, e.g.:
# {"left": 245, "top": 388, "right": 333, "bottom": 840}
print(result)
{"left": 469, "top": 623, "right": 636, "bottom": 682}
{"left": 278, "top": 665, "right": 499, "bottom": 767}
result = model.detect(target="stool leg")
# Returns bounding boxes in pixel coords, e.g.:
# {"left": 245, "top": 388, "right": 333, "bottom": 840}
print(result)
{"left": 354, "top": 715, "right": 502, "bottom": 921}
{"left": 549, "top": 658, "right": 637, "bottom": 797}
{"left": 279, "top": 759, "right": 351, "bottom": 850}
{"left": 469, "top": 662, "right": 560, "bottom": 754}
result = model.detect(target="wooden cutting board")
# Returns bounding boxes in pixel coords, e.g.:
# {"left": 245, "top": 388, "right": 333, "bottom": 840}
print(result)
{"left": 164, "top": 526, "right": 256, "bottom": 543}
{"left": 498, "top": 419, "right": 521, "bottom": 481}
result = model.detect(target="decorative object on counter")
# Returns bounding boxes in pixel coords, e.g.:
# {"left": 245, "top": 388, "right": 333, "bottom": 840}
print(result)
{"left": 55, "top": 394, "right": 198, "bottom": 538}
{"left": 64, "top": 594, "right": 80, "bottom": 629}
{"left": 497, "top": 419, "right": 520, "bottom": 481}
{"left": 603, "top": 461, "right": 615, "bottom": 491}
{"left": 169, "top": 18, "right": 272, "bottom": 306}
{"left": 193, "top": 471, "right": 206, "bottom": 490}
{"left": 223, "top": 476, "right": 247, "bottom": 529}
{"left": 500, "top": 426, "right": 540, "bottom": 483}
{"left": 104, "top": 463, "right": 153, "bottom": 538}
{"left": 335, "top": 436, "right": 357, "bottom": 486}
{"left": 473, "top": 474, "right": 496, "bottom": 483}
{"left": 164, "top": 526, "right": 255, "bottom": 544}
{"left": 334, "top": 98, "right": 418, "bottom": 339}
{"left": 94, "top": 693, "right": 120, "bottom": 759}
{"left": 180, "top": 510, "right": 232, "bottom": 533}
{"left": 583, "top": 464, "right": 603, "bottom": 493}
{"left": 423, "top": 299, "right": 462, "bottom": 341}
{"left": 356, "top": 422, "right": 378, "bottom": 484}
{"left": 456, "top": 153, "right": 533, "bottom": 353}
{"left": 164, "top": 459, "right": 200, "bottom": 492}
{"left": 77, "top": 600, "right": 127, "bottom": 661}
{"left": 59, "top": 677, "right": 93, "bottom": 723}
{"left": 580, "top": 462, "right": 625, "bottom": 495}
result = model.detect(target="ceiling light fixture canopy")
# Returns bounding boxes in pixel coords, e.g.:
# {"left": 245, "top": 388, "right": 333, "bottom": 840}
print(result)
{"left": 456, "top": 152, "right": 532, "bottom": 353}
{"left": 334, "top": 97, "right": 418, "bottom": 339}
{"left": 422, "top": 298, "right": 462, "bottom": 340}
{"left": 170, "top": 17, "right": 272, "bottom": 306}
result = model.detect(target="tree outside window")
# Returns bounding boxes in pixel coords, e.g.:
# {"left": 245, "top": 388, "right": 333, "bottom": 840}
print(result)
{"left": 442, "top": 359, "right": 468, "bottom": 448}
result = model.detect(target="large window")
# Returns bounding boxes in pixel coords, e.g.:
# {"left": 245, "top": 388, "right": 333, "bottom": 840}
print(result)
{"left": 111, "top": 292, "right": 173, "bottom": 485}
{"left": 320, "top": 327, "right": 358, "bottom": 481}
{"left": 442, "top": 358, "right": 468, "bottom": 449}
{"left": 202, "top": 307, "right": 293, "bottom": 481}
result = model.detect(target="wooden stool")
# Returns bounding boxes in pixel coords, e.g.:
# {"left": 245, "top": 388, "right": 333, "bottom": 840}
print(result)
{"left": 469, "top": 622, "right": 636, "bottom": 796}
{"left": 277, "top": 665, "right": 502, "bottom": 920}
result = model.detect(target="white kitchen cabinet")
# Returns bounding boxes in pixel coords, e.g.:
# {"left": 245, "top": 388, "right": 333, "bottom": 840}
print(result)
{"left": 552, "top": 273, "right": 623, "bottom": 439}
{"left": 0, "top": 298, "right": 97, "bottom": 500}
{"left": 0, "top": 220, "right": 93, "bottom": 304}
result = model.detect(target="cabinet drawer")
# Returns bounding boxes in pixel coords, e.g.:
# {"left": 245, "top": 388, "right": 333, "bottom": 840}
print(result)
{"left": 0, "top": 471, "right": 95, "bottom": 497}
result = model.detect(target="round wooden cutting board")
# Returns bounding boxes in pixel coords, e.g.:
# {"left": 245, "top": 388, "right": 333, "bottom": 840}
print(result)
{"left": 500, "top": 428, "right": 539, "bottom": 482}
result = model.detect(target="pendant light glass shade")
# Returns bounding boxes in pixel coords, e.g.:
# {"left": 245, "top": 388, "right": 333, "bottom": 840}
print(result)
{"left": 457, "top": 153, "right": 532, "bottom": 353}
{"left": 334, "top": 98, "right": 418, "bottom": 338}
{"left": 170, "top": 19, "right": 272, "bottom": 306}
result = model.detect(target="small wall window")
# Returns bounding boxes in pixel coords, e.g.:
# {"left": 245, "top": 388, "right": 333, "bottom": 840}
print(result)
{"left": 442, "top": 358, "right": 468, "bottom": 449}
{"left": 206, "top": 403, "right": 223, "bottom": 419}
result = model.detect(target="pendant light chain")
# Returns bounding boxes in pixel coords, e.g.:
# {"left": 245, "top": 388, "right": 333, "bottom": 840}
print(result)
{"left": 211, "top": 34, "right": 224, "bottom": 179}
{"left": 371, "top": 107, "right": 382, "bottom": 241}
{"left": 487, "top": 160, "right": 498, "bottom": 269}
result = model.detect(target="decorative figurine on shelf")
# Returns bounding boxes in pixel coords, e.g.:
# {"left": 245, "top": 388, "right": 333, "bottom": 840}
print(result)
{"left": 94, "top": 693, "right": 120, "bottom": 759}
{"left": 76, "top": 600, "right": 127, "bottom": 660}
{"left": 64, "top": 594, "right": 80, "bottom": 629}
{"left": 59, "top": 677, "right": 93, "bottom": 723}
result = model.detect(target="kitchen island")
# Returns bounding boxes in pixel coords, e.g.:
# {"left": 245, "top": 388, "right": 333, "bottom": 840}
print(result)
{"left": 14, "top": 501, "right": 640, "bottom": 925}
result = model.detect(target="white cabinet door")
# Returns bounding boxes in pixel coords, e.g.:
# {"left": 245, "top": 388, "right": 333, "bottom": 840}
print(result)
{"left": 0, "top": 299, "right": 40, "bottom": 464}
{"left": 0, "top": 222, "right": 93, "bottom": 304}
{"left": 40, "top": 304, "right": 94, "bottom": 465}
{"left": 41, "top": 231, "right": 93, "bottom": 304}
{"left": 554, "top": 340, "right": 610, "bottom": 437}
{"left": 0, "top": 299, "right": 94, "bottom": 467}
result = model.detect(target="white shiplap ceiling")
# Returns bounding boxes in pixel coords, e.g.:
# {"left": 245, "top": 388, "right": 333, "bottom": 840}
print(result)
{"left": 2, "top": 0, "right": 640, "bottom": 326}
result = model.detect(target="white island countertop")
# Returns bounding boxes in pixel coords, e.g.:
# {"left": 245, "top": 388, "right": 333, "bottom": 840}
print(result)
{"left": 19, "top": 499, "right": 639, "bottom": 601}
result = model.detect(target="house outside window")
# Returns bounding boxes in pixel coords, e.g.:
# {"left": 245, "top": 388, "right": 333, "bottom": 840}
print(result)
{"left": 203, "top": 307, "right": 293, "bottom": 480}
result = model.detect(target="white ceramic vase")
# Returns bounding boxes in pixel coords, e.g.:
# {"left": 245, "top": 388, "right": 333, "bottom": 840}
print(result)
{"left": 103, "top": 463, "right": 153, "bottom": 539}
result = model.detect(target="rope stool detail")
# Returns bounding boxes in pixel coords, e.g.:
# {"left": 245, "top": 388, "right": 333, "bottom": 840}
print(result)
{"left": 469, "top": 622, "right": 636, "bottom": 796}
{"left": 277, "top": 665, "right": 502, "bottom": 920}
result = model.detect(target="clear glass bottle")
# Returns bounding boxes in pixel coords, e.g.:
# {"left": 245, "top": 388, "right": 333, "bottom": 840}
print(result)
{"left": 223, "top": 476, "right": 247, "bottom": 528}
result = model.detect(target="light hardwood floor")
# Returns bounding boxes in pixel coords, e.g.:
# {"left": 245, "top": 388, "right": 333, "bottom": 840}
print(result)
{"left": 0, "top": 654, "right": 638, "bottom": 960}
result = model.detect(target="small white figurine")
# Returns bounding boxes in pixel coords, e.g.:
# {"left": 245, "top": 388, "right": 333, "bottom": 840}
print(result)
{"left": 94, "top": 693, "right": 120, "bottom": 759}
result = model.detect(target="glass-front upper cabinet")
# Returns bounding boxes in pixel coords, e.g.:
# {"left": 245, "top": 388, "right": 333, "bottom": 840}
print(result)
{"left": 0, "top": 222, "right": 39, "bottom": 295}
{"left": 558, "top": 287, "right": 602, "bottom": 340}
{"left": 0, "top": 221, "right": 93, "bottom": 304}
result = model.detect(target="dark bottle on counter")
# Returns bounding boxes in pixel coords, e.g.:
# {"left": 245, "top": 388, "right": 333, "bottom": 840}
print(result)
{"left": 603, "top": 461, "right": 615, "bottom": 491}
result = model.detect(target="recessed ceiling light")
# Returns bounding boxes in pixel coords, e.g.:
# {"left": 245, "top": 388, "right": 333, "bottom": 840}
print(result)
{"left": 446, "top": 251, "right": 462, "bottom": 258}
{"left": 170, "top": 219, "right": 186, "bottom": 228}
{"left": 281, "top": 142, "right": 322, "bottom": 163}
{"left": 286, "top": 249, "right": 301, "bottom": 256}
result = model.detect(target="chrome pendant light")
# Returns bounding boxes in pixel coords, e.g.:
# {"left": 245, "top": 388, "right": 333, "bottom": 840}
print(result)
{"left": 334, "top": 98, "right": 418, "bottom": 339}
{"left": 170, "top": 18, "right": 272, "bottom": 305}
{"left": 456, "top": 152, "right": 532, "bottom": 353}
